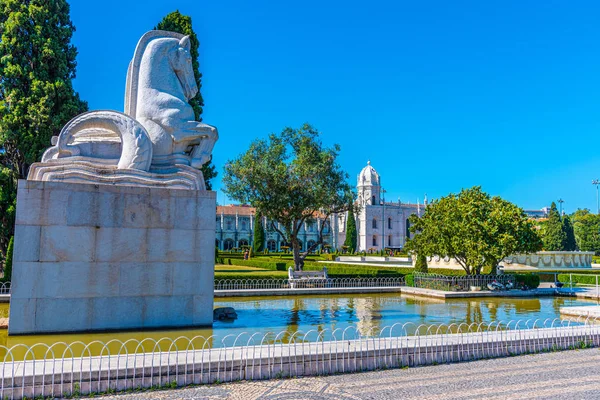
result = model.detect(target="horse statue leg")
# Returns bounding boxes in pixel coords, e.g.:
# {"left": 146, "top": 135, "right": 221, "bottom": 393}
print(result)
{"left": 172, "top": 121, "right": 218, "bottom": 169}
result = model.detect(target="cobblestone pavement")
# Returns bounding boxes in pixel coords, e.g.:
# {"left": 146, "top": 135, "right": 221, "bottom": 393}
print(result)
{"left": 99, "top": 348, "right": 600, "bottom": 400}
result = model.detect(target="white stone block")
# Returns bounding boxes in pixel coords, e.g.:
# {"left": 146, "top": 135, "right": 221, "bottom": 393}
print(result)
{"left": 39, "top": 225, "right": 96, "bottom": 262}
{"left": 12, "top": 225, "right": 40, "bottom": 262}
{"left": 95, "top": 227, "right": 148, "bottom": 262}
{"left": 10, "top": 181, "right": 215, "bottom": 334}
{"left": 119, "top": 262, "right": 173, "bottom": 297}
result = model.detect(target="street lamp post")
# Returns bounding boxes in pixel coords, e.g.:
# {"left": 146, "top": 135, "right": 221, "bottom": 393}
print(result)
{"left": 381, "top": 187, "right": 386, "bottom": 252}
{"left": 593, "top": 180, "right": 600, "bottom": 214}
{"left": 558, "top": 198, "right": 564, "bottom": 216}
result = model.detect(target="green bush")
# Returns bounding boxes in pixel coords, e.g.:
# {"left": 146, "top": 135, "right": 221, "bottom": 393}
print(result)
{"left": 414, "top": 254, "right": 428, "bottom": 273}
{"left": 405, "top": 274, "right": 414, "bottom": 287}
{"left": 3, "top": 236, "right": 13, "bottom": 282}
{"left": 557, "top": 274, "right": 600, "bottom": 286}
{"left": 514, "top": 274, "right": 540, "bottom": 289}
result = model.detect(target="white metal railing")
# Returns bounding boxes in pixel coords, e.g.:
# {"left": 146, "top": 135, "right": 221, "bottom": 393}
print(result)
{"left": 0, "top": 282, "right": 9, "bottom": 295}
{"left": 214, "top": 277, "right": 405, "bottom": 291}
{"left": 0, "top": 317, "right": 599, "bottom": 398}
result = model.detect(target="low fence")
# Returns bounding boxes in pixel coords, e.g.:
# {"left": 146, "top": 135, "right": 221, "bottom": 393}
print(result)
{"left": 0, "top": 282, "right": 9, "bottom": 295}
{"left": 0, "top": 317, "right": 599, "bottom": 399}
{"left": 413, "top": 273, "right": 515, "bottom": 292}
{"left": 214, "top": 277, "right": 405, "bottom": 291}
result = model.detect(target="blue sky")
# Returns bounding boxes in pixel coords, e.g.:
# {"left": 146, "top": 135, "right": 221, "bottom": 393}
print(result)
{"left": 69, "top": 0, "right": 600, "bottom": 213}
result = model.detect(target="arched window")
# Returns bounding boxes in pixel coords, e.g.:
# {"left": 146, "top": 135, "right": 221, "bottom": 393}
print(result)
{"left": 388, "top": 235, "right": 392, "bottom": 247}
{"left": 224, "top": 238, "right": 234, "bottom": 250}
{"left": 372, "top": 219, "right": 377, "bottom": 229}
{"left": 388, "top": 217, "right": 392, "bottom": 230}
{"left": 372, "top": 235, "right": 377, "bottom": 246}
{"left": 241, "top": 220, "right": 247, "bottom": 231}
{"left": 308, "top": 222, "right": 314, "bottom": 232}
{"left": 226, "top": 220, "right": 233, "bottom": 231}
{"left": 239, "top": 239, "right": 249, "bottom": 247}
{"left": 372, "top": 195, "right": 376, "bottom": 205}
{"left": 406, "top": 218, "right": 411, "bottom": 239}
{"left": 267, "top": 240, "right": 277, "bottom": 251}
{"left": 322, "top": 221, "right": 330, "bottom": 234}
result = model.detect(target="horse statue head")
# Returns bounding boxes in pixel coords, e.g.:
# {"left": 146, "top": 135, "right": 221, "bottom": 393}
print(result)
{"left": 126, "top": 30, "right": 218, "bottom": 169}
{"left": 35, "top": 30, "right": 217, "bottom": 190}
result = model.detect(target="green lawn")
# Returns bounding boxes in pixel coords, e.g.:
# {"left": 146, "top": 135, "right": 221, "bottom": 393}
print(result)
{"left": 214, "top": 264, "right": 289, "bottom": 279}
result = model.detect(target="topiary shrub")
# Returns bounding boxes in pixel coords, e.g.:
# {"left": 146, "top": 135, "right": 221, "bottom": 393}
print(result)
{"left": 405, "top": 274, "right": 414, "bottom": 287}
{"left": 3, "top": 237, "right": 13, "bottom": 282}
{"left": 414, "top": 253, "right": 428, "bottom": 273}
{"left": 514, "top": 274, "right": 540, "bottom": 289}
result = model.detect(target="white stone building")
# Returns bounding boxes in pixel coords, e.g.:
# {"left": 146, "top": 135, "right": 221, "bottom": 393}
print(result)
{"left": 351, "top": 161, "right": 423, "bottom": 251}
{"left": 215, "top": 205, "right": 339, "bottom": 251}
{"left": 216, "top": 161, "right": 424, "bottom": 252}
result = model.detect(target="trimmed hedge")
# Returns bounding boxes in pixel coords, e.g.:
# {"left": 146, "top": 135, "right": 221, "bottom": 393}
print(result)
{"left": 405, "top": 274, "right": 414, "bottom": 287}
{"left": 514, "top": 274, "right": 540, "bottom": 289}
{"left": 557, "top": 274, "right": 600, "bottom": 286}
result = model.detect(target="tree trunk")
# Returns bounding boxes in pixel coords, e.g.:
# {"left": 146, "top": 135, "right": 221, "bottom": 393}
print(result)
{"left": 292, "top": 238, "right": 304, "bottom": 271}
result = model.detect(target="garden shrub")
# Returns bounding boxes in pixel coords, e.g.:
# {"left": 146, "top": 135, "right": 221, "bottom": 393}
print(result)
{"left": 405, "top": 274, "right": 414, "bottom": 287}
{"left": 514, "top": 274, "right": 540, "bottom": 289}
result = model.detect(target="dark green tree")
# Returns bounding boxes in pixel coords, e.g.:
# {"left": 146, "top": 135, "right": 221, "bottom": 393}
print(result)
{"left": 253, "top": 213, "right": 265, "bottom": 252}
{"left": 155, "top": 10, "right": 217, "bottom": 189}
{"left": 0, "top": 0, "right": 87, "bottom": 262}
{"left": 413, "top": 253, "right": 428, "bottom": 273}
{"left": 543, "top": 202, "right": 566, "bottom": 251}
{"left": 223, "top": 124, "right": 355, "bottom": 270}
{"left": 572, "top": 209, "right": 600, "bottom": 253}
{"left": 2, "top": 236, "right": 13, "bottom": 282}
{"left": 343, "top": 207, "right": 358, "bottom": 253}
{"left": 406, "top": 186, "right": 542, "bottom": 275}
{"left": 562, "top": 214, "right": 577, "bottom": 251}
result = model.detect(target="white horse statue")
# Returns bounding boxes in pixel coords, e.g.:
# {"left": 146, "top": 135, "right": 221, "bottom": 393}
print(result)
{"left": 36, "top": 30, "right": 217, "bottom": 190}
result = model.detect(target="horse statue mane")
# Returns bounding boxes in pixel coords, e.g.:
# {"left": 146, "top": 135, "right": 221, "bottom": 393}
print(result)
{"left": 32, "top": 30, "right": 218, "bottom": 190}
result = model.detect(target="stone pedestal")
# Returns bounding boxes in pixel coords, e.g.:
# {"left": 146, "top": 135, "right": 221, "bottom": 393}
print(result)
{"left": 9, "top": 180, "right": 215, "bottom": 335}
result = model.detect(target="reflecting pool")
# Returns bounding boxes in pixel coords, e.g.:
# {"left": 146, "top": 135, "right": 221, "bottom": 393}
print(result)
{"left": 0, "top": 294, "right": 595, "bottom": 356}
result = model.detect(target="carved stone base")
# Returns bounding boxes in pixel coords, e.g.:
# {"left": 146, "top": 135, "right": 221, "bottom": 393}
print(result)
{"left": 9, "top": 180, "right": 216, "bottom": 334}
{"left": 28, "top": 160, "right": 205, "bottom": 190}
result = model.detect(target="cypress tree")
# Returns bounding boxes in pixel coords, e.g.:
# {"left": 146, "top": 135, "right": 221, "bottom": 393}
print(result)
{"left": 2, "top": 236, "right": 13, "bottom": 282}
{"left": 253, "top": 214, "right": 265, "bottom": 252}
{"left": 414, "top": 253, "right": 428, "bottom": 273}
{"left": 0, "top": 0, "right": 87, "bottom": 261}
{"left": 562, "top": 214, "right": 577, "bottom": 251}
{"left": 155, "top": 11, "right": 217, "bottom": 190}
{"left": 543, "top": 202, "right": 566, "bottom": 251}
{"left": 343, "top": 209, "right": 358, "bottom": 253}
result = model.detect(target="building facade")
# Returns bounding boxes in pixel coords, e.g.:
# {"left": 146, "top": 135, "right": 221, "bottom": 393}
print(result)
{"left": 215, "top": 205, "right": 340, "bottom": 252}
{"left": 215, "top": 161, "right": 425, "bottom": 252}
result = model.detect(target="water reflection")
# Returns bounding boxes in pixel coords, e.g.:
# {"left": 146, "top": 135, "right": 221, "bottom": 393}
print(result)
{"left": 0, "top": 294, "right": 594, "bottom": 357}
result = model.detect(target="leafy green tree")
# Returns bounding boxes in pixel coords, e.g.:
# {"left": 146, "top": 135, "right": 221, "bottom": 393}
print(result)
{"left": 562, "top": 214, "right": 577, "bottom": 251}
{"left": 223, "top": 124, "right": 355, "bottom": 270}
{"left": 405, "top": 186, "right": 542, "bottom": 275}
{"left": 413, "top": 253, "right": 428, "bottom": 273}
{"left": 543, "top": 202, "right": 566, "bottom": 251}
{"left": 572, "top": 209, "right": 600, "bottom": 254}
{"left": 253, "top": 213, "right": 265, "bottom": 252}
{"left": 0, "top": 0, "right": 87, "bottom": 262}
{"left": 2, "top": 236, "right": 13, "bottom": 282}
{"left": 343, "top": 207, "right": 358, "bottom": 253}
{"left": 155, "top": 10, "right": 217, "bottom": 189}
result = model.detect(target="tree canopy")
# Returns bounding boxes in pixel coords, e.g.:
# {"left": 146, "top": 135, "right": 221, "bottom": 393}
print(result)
{"left": 155, "top": 10, "right": 217, "bottom": 189}
{"left": 572, "top": 209, "right": 600, "bottom": 254}
{"left": 223, "top": 124, "right": 354, "bottom": 269}
{"left": 0, "top": 0, "right": 87, "bottom": 261}
{"left": 543, "top": 202, "right": 566, "bottom": 251}
{"left": 562, "top": 214, "right": 577, "bottom": 251}
{"left": 405, "top": 186, "right": 542, "bottom": 275}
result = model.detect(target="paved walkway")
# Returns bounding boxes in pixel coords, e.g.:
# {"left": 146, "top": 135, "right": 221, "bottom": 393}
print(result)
{"left": 99, "top": 348, "right": 600, "bottom": 400}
